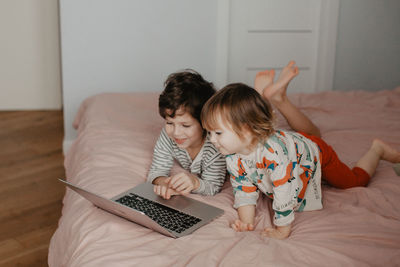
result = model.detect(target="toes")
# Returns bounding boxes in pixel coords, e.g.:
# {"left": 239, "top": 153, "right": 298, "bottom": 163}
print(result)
{"left": 287, "top": 60, "right": 296, "bottom": 67}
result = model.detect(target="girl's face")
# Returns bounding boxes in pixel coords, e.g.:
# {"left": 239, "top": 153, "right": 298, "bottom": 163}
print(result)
{"left": 164, "top": 108, "right": 204, "bottom": 152}
{"left": 208, "top": 115, "right": 254, "bottom": 156}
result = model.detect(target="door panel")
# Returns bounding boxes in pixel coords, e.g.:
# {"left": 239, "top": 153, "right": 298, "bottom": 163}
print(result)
{"left": 227, "top": 0, "right": 325, "bottom": 93}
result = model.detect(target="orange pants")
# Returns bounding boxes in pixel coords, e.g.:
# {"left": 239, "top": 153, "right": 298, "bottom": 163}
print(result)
{"left": 299, "top": 132, "right": 370, "bottom": 189}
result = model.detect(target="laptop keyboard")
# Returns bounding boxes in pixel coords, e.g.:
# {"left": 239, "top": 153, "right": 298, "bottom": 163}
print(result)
{"left": 116, "top": 193, "right": 202, "bottom": 233}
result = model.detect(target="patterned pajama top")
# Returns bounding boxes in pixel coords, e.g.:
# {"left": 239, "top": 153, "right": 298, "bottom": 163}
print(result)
{"left": 227, "top": 130, "right": 323, "bottom": 226}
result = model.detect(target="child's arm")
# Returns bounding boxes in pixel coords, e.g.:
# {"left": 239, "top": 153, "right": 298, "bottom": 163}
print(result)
{"left": 148, "top": 129, "right": 180, "bottom": 199}
{"left": 231, "top": 205, "right": 256, "bottom": 232}
{"left": 227, "top": 156, "right": 260, "bottom": 232}
{"left": 147, "top": 129, "right": 175, "bottom": 183}
{"left": 261, "top": 143, "right": 297, "bottom": 239}
{"left": 169, "top": 144, "right": 226, "bottom": 196}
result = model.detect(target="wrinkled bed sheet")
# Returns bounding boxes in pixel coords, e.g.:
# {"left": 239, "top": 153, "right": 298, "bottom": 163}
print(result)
{"left": 49, "top": 88, "right": 400, "bottom": 266}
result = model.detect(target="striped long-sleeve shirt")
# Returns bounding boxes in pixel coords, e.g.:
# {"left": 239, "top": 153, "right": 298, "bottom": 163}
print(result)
{"left": 147, "top": 128, "right": 227, "bottom": 195}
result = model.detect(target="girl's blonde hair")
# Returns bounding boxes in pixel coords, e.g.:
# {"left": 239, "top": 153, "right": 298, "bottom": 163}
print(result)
{"left": 201, "top": 83, "right": 275, "bottom": 141}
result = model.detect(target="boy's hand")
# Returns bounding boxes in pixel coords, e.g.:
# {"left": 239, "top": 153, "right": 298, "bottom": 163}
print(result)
{"left": 168, "top": 172, "right": 200, "bottom": 195}
{"left": 152, "top": 177, "right": 180, "bottom": 199}
{"left": 261, "top": 225, "right": 291, "bottom": 239}
{"left": 231, "top": 219, "right": 254, "bottom": 232}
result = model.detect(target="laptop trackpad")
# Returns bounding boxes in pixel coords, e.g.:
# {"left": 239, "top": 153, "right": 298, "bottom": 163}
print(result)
{"left": 155, "top": 195, "right": 192, "bottom": 209}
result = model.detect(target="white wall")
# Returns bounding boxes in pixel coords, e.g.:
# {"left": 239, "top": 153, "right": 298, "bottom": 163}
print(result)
{"left": 0, "top": 0, "right": 61, "bottom": 110}
{"left": 60, "top": 0, "right": 400, "bottom": 153}
{"left": 334, "top": 0, "right": 400, "bottom": 91}
{"left": 60, "top": 0, "right": 218, "bottom": 151}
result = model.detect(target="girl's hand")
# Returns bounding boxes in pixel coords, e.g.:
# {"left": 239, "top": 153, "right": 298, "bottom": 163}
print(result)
{"left": 261, "top": 225, "right": 291, "bottom": 239}
{"left": 231, "top": 219, "right": 254, "bottom": 232}
{"left": 232, "top": 205, "right": 256, "bottom": 232}
{"left": 168, "top": 172, "right": 200, "bottom": 195}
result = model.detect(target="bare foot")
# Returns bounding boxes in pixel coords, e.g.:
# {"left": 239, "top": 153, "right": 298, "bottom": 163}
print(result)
{"left": 254, "top": 69, "right": 275, "bottom": 96}
{"left": 263, "top": 61, "right": 299, "bottom": 104}
{"left": 371, "top": 139, "right": 400, "bottom": 163}
{"left": 355, "top": 139, "right": 400, "bottom": 177}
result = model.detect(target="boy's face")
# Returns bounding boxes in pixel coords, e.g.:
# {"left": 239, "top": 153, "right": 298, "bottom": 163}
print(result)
{"left": 164, "top": 108, "right": 204, "bottom": 151}
{"left": 208, "top": 115, "right": 254, "bottom": 156}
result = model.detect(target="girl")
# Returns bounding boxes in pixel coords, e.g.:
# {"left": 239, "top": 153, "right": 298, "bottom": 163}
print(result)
{"left": 147, "top": 70, "right": 226, "bottom": 199}
{"left": 201, "top": 61, "right": 400, "bottom": 239}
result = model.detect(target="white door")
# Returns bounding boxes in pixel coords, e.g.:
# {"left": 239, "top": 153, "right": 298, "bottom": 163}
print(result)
{"left": 216, "top": 0, "right": 339, "bottom": 93}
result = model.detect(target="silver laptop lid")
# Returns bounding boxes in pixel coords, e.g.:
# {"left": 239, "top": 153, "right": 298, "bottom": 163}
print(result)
{"left": 59, "top": 179, "right": 224, "bottom": 238}
{"left": 59, "top": 179, "right": 174, "bottom": 237}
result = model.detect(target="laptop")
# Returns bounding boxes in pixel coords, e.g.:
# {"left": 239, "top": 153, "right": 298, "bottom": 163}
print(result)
{"left": 59, "top": 179, "right": 224, "bottom": 238}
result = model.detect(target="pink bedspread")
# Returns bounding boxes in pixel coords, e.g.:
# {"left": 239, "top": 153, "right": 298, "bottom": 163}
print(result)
{"left": 49, "top": 88, "right": 400, "bottom": 266}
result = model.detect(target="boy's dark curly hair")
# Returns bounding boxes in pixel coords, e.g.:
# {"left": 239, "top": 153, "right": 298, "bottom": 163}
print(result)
{"left": 159, "top": 70, "right": 216, "bottom": 124}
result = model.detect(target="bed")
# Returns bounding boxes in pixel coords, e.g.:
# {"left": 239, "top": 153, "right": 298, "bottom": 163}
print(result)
{"left": 49, "top": 88, "right": 400, "bottom": 266}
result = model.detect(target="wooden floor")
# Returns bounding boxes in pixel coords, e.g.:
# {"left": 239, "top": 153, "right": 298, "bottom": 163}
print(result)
{"left": 0, "top": 111, "right": 66, "bottom": 267}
